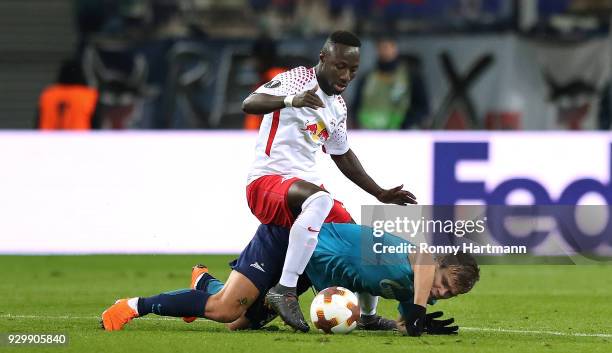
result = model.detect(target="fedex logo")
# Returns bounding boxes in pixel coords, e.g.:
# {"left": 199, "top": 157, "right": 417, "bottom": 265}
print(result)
{"left": 432, "top": 142, "right": 612, "bottom": 252}
{"left": 433, "top": 142, "right": 612, "bottom": 206}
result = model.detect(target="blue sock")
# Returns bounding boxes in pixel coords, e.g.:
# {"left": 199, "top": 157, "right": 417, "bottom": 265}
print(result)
{"left": 205, "top": 279, "right": 224, "bottom": 295}
{"left": 137, "top": 289, "right": 210, "bottom": 318}
{"left": 196, "top": 273, "right": 224, "bottom": 295}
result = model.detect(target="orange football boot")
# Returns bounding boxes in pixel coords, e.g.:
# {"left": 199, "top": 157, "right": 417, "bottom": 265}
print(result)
{"left": 183, "top": 264, "right": 209, "bottom": 323}
{"left": 101, "top": 298, "right": 139, "bottom": 331}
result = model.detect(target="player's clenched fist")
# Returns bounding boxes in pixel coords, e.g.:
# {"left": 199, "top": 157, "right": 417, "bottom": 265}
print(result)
{"left": 290, "top": 85, "right": 326, "bottom": 109}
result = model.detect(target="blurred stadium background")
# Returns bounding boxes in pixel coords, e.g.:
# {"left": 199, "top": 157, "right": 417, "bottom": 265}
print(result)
{"left": 1, "top": 0, "right": 611, "bottom": 130}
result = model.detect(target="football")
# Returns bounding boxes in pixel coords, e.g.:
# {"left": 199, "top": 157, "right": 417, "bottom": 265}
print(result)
{"left": 309, "top": 286, "right": 360, "bottom": 334}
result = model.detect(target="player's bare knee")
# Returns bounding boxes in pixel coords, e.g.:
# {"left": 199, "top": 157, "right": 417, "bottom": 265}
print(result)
{"left": 203, "top": 296, "right": 235, "bottom": 322}
{"left": 203, "top": 296, "right": 222, "bottom": 321}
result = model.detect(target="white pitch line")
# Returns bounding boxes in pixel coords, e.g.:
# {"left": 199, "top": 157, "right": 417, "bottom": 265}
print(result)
{"left": 1, "top": 314, "right": 610, "bottom": 338}
{"left": 462, "top": 326, "right": 612, "bottom": 338}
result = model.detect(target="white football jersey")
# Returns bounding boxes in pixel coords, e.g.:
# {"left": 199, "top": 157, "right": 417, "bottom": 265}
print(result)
{"left": 247, "top": 66, "right": 350, "bottom": 185}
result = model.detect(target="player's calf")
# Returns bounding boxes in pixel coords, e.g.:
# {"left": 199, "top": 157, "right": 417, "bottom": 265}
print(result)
{"left": 206, "top": 295, "right": 249, "bottom": 323}
{"left": 203, "top": 270, "right": 261, "bottom": 323}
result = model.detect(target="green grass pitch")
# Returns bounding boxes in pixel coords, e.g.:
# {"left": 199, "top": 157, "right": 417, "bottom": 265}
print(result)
{"left": 0, "top": 255, "right": 611, "bottom": 353}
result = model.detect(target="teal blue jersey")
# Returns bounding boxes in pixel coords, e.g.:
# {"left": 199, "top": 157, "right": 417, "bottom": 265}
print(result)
{"left": 305, "top": 223, "right": 420, "bottom": 314}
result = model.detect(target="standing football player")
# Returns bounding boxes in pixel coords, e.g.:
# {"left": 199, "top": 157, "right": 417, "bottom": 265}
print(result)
{"left": 242, "top": 30, "right": 417, "bottom": 332}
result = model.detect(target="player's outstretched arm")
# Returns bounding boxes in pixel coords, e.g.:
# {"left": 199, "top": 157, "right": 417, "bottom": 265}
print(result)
{"left": 242, "top": 86, "right": 325, "bottom": 115}
{"left": 412, "top": 252, "right": 435, "bottom": 308}
{"left": 330, "top": 149, "right": 417, "bottom": 205}
{"left": 400, "top": 251, "right": 435, "bottom": 336}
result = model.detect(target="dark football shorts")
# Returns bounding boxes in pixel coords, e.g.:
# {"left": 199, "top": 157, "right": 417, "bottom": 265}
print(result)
{"left": 230, "top": 223, "right": 312, "bottom": 329}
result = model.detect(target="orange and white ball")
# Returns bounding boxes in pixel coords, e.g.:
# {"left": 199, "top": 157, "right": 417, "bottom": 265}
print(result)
{"left": 309, "top": 286, "right": 360, "bottom": 334}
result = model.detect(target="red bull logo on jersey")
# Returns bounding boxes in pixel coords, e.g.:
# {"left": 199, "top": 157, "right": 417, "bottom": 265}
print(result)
{"left": 302, "top": 119, "right": 329, "bottom": 143}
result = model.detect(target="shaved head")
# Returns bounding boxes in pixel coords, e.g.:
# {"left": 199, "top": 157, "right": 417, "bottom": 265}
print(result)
{"left": 321, "top": 30, "right": 361, "bottom": 54}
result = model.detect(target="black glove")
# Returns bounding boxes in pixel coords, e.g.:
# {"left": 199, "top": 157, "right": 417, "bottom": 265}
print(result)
{"left": 404, "top": 304, "right": 426, "bottom": 336}
{"left": 424, "top": 311, "right": 459, "bottom": 335}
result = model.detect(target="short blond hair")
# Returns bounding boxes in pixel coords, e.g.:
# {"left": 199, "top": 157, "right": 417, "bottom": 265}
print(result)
{"left": 437, "top": 252, "right": 480, "bottom": 294}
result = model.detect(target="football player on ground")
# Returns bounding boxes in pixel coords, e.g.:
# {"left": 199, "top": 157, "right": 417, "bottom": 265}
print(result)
{"left": 102, "top": 223, "right": 479, "bottom": 336}
{"left": 242, "top": 30, "right": 417, "bottom": 333}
